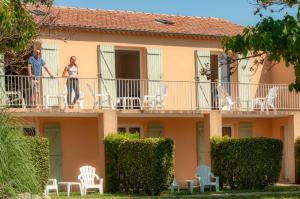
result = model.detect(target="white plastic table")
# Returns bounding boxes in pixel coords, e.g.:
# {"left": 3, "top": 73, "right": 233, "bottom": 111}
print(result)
{"left": 58, "top": 182, "right": 82, "bottom": 197}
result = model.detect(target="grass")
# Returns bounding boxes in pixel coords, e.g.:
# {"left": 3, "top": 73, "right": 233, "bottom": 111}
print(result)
{"left": 50, "top": 185, "right": 300, "bottom": 199}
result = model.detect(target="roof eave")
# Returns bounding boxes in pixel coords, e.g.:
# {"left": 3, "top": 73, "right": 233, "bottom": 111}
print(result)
{"left": 40, "top": 24, "right": 232, "bottom": 40}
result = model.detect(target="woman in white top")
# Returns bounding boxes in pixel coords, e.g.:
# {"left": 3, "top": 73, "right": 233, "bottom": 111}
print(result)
{"left": 62, "top": 56, "right": 80, "bottom": 108}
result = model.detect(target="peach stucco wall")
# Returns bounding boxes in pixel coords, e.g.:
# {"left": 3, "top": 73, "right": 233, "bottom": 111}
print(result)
{"left": 118, "top": 117, "right": 202, "bottom": 184}
{"left": 223, "top": 118, "right": 273, "bottom": 138}
{"left": 35, "top": 117, "right": 101, "bottom": 182}
{"left": 20, "top": 113, "right": 296, "bottom": 184}
{"left": 40, "top": 30, "right": 222, "bottom": 82}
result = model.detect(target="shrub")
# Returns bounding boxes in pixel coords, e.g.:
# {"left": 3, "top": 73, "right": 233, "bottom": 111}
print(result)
{"left": 104, "top": 133, "right": 174, "bottom": 195}
{"left": 295, "top": 137, "right": 300, "bottom": 183}
{"left": 104, "top": 133, "right": 139, "bottom": 193}
{"left": 211, "top": 137, "right": 282, "bottom": 190}
{"left": 0, "top": 112, "right": 40, "bottom": 198}
{"left": 26, "top": 136, "right": 50, "bottom": 190}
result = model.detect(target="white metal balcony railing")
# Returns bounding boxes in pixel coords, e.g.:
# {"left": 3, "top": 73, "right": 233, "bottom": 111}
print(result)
{"left": 0, "top": 75, "right": 300, "bottom": 111}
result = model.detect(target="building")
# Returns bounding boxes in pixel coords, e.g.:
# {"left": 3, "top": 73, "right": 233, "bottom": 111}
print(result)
{"left": 2, "top": 6, "right": 299, "bottom": 185}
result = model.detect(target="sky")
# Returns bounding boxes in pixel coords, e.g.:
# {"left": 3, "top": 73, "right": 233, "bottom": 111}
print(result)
{"left": 54, "top": 0, "right": 297, "bottom": 26}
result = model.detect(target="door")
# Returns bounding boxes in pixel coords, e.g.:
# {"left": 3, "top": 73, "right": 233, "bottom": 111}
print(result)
{"left": 147, "top": 48, "right": 162, "bottom": 97}
{"left": 41, "top": 43, "right": 59, "bottom": 107}
{"left": 197, "top": 123, "right": 205, "bottom": 165}
{"left": 238, "top": 55, "right": 251, "bottom": 109}
{"left": 98, "top": 45, "right": 116, "bottom": 106}
{"left": 44, "top": 124, "right": 62, "bottom": 181}
{"left": 195, "top": 50, "right": 211, "bottom": 109}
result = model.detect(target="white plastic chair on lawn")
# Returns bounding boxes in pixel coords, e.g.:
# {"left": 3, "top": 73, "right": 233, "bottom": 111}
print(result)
{"left": 217, "top": 85, "right": 235, "bottom": 111}
{"left": 44, "top": 179, "right": 59, "bottom": 196}
{"left": 144, "top": 83, "right": 168, "bottom": 109}
{"left": 169, "top": 177, "right": 180, "bottom": 193}
{"left": 78, "top": 165, "right": 104, "bottom": 196}
{"left": 252, "top": 86, "right": 279, "bottom": 111}
{"left": 195, "top": 165, "right": 219, "bottom": 193}
{"left": 86, "top": 83, "right": 112, "bottom": 109}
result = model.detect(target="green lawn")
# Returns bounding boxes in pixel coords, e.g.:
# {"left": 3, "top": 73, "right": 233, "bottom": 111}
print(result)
{"left": 50, "top": 185, "right": 300, "bottom": 199}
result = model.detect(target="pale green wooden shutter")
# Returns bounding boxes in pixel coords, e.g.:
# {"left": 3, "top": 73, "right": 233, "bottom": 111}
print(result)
{"left": 218, "top": 54, "right": 228, "bottom": 83}
{"left": 147, "top": 48, "right": 162, "bottom": 96}
{"left": 41, "top": 43, "right": 59, "bottom": 107}
{"left": 98, "top": 45, "right": 116, "bottom": 106}
{"left": 239, "top": 122, "right": 252, "bottom": 138}
{"left": 238, "top": 55, "right": 251, "bottom": 109}
{"left": 148, "top": 123, "right": 163, "bottom": 138}
{"left": 0, "top": 54, "right": 5, "bottom": 106}
{"left": 195, "top": 50, "right": 211, "bottom": 109}
{"left": 197, "top": 123, "right": 205, "bottom": 165}
{"left": 44, "top": 124, "right": 62, "bottom": 181}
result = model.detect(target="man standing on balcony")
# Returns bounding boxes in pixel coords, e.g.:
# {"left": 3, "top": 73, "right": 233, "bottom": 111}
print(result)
{"left": 28, "top": 49, "right": 54, "bottom": 107}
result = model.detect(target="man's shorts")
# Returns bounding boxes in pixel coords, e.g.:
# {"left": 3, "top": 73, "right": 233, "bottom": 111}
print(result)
{"left": 30, "top": 77, "right": 40, "bottom": 91}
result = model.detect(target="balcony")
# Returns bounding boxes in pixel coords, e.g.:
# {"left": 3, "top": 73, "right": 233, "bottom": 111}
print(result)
{"left": 1, "top": 75, "right": 299, "bottom": 113}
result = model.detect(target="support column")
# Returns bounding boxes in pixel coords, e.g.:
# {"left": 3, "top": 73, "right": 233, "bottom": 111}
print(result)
{"left": 98, "top": 110, "right": 118, "bottom": 184}
{"left": 287, "top": 112, "right": 300, "bottom": 183}
{"left": 203, "top": 111, "right": 222, "bottom": 166}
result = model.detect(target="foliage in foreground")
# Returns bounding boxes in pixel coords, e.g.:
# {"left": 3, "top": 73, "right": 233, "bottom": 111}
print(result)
{"left": 211, "top": 136, "right": 283, "bottom": 190}
{"left": 26, "top": 136, "right": 50, "bottom": 190}
{"left": 0, "top": 112, "right": 40, "bottom": 197}
{"left": 104, "top": 133, "right": 174, "bottom": 196}
{"left": 295, "top": 136, "right": 300, "bottom": 183}
{"left": 222, "top": 0, "right": 300, "bottom": 91}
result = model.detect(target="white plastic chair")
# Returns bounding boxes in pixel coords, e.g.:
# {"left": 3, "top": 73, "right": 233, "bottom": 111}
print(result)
{"left": 217, "top": 85, "right": 235, "bottom": 111}
{"left": 86, "top": 83, "right": 112, "bottom": 109}
{"left": 3, "top": 91, "right": 26, "bottom": 108}
{"left": 144, "top": 83, "right": 168, "bottom": 109}
{"left": 45, "top": 85, "right": 84, "bottom": 109}
{"left": 169, "top": 177, "right": 180, "bottom": 193}
{"left": 252, "top": 87, "right": 279, "bottom": 111}
{"left": 78, "top": 165, "right": 103, "bottom": 196}
{"left": 195, "top": 165, "right": 219, "bottom": 192}
{"left": 44, "top": 179, "right": 59, "bottom": 196}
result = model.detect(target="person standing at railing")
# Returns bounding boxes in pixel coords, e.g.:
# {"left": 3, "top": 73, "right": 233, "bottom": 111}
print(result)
{"left": 28, "top": 49, "right": 54, "bottom": 107}
{"left": 62, "top": 56, "right": 80, "bottom": 109}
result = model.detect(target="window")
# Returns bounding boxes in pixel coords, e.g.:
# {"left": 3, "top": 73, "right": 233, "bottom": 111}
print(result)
{"left": 22, "top": 127, "right": 36, "bottom": 136}
{"left": 118, "top": 126, "right": 142, "bottom": 137}
{"left": 154, "top": 19, "right": 175, "bottom": 25}
{"left": 222, "top": 126, "right": 232, "bottom": 137}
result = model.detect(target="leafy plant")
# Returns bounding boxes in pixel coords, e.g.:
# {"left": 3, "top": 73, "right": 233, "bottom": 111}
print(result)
{"left": 104, "top": 133, "right": 174, "bottom": 196}
{"left": 0, "top": 112, "right": 40, "bottom": 197}
{"left": 26, "top": 136, "right": 50, "bottom": 190}
{"left": 295, "top": 136, "right": 300, "bottom": 183}
{"left": 222, "top": 0, "right": 300, "bottom": 91}
{"left": 211, "top": 137, "right": 283, "bottom": 190}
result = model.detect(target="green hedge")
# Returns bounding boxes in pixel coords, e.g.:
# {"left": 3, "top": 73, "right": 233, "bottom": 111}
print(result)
{"left": 295, "top": 137, "right": 300, "bottom": 183}
{"left": 26, "top": 136, "right": 50, "bottom": 190}
{"left": 104, "top": 133, "right": 174, "bottom": 195}
{"left": 0, "top": 113, "right": 40, "bottom": 197}
{"left": 211, "top": 137, "right": 283, "bottom": 190}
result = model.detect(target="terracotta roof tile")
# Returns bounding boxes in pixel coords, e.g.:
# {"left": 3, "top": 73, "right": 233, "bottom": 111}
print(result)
{"left": 31, "top": 6, "right": 244, "bottom": 38}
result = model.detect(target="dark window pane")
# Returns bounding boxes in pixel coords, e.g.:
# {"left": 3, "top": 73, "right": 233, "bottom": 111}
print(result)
{"left": 222, "top": 127, "right": 232, "bottom": 137}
